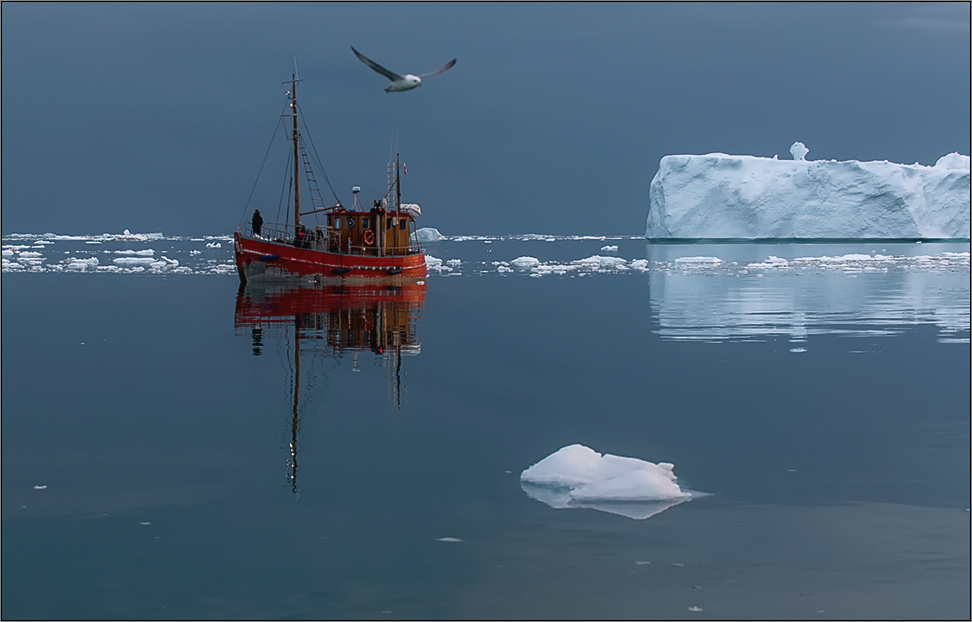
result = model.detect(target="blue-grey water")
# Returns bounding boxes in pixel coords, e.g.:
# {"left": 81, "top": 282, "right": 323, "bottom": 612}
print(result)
{"left": 2, "top": 234, "right": 969, "bottom": 619}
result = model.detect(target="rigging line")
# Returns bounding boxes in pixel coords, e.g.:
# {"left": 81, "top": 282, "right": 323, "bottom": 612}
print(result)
{"left": 277, "top": 148, "right": 294, "bottom": 228}
{"left": 239, "top": 102, "right": 291, "bottom": 228}
{"left": 295, "top": 103, "right": 342, "bottom": 206}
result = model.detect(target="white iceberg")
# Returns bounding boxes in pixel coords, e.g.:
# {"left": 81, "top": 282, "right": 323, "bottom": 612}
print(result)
{"left": 415, "top": 227, "right": 443, "bottom": 242}
{"left": 646, "top": 149, "right": 970, "bottom": 240}
{"left": 520, "top": 444, "right": 695, "bottom": 520}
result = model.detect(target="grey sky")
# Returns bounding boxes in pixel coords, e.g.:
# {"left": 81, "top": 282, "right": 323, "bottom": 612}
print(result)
{"left": 2, "top": 2, "right": 969, "bottom": 236}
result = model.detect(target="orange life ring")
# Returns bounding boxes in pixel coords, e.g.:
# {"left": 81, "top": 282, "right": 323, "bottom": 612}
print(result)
{"left": 363, "top": 229, "right": 375, "bottom": 245}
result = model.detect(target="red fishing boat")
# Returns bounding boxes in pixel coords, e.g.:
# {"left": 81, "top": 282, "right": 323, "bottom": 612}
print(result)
{"left": 234, "top": 73, "right": 427, "bottom": 284}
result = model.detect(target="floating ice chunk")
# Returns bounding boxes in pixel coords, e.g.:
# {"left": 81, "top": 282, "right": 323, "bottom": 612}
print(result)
{"left": 573, "top": 255, "right": 627, "bottom": 270}
{"left": 747, "top": 256, "right": 789, "bottom": 269}
{"left": 674, "top": 256, "right": 722, "bottom": 264}
{"left": 511, "top": 256, "right": 541, "bottom": 269}
{"left": 446, "top": 259, "right": 461, "bottom": 267}
{"left": 790, "top": 141, "right": 809, "bottom": 161}
{"left": 18, "top": 251, "right": 43, "bottom": 258}
{"left": 114, "top": 249, "right": 155, "bottom": 256}
{"left": 600, "top": 245, "right": 619, "bottom": 251}
{"left": 521, "top": 444, "right": 694, "bottom": 520}
{"left": 206, "top": 242, "right": 222, "bottom": 248}
{"left": 436, "top": 537, "right": 464, "bottom": 543}
{"left": 789, "top": 347, "right": 807, "bottom": 353}
{"left": 63, "top": 257, "right": 99, "bottom": 271}
{"left": 688, "top": 606, "right": 703, "bottom": 612}
{"left": 415, "top": 227, "right": 443, "bottom": 242}
{"left": 1, "top": 249, "right": 13, "bottom": 257}
{"left": 113, "top": 257, "right": 155, "bottom": 267}
{"left": 33, "top": 485, "right": 47, "bottom": 490}
{"left": 629, "top": 259, "right": 650, "bottom": 271}
{"left": 424, "top": 255, "right": 453, "bottom": 272}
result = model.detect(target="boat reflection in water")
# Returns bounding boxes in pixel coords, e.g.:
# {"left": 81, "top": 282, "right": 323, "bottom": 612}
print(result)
{"left": 234, "top": 282, "right": 426, "bottom": 492}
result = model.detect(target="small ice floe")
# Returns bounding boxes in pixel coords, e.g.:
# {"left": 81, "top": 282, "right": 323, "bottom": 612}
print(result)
{"left": 113, "top": 257, "right": 155, "bottom": 267}
{"left": 436, "top": 537, "right": 464, "bottom": 543}
{"left": 113, "top": 249, "right": 155, "bottom": 256}
{"left": 511, "top": 256, "right": 541, "bottom": 269}
{"left": 600, "top": 245, "right": 619, "bottom": 252}
{"left": 789, "top": 347, "right": 807, "bottom": 353}
{"left": 688, "top": 606, "right": 704, "bottom": 612}
{"left": 634, "top": 560, "right": 651, "bottom": 566}
{"left": 33, "top": 485, "right": 47, "bottom": 490}
{"left": 748, "top": 256, "right": 789, "bottom": 269}
{"left": 520, "top": 444, "right": 700, "bottom": 520}
{"left": 674, "top": 256, "right": 722, "bottom": 265}
{"left": 62, "top": 257, "right": 99, "bottom": 271}
{"left": 446, "top": 258, "right": 461, "bottom": 267}
{"left": 206, "top": 242, "right": 221, "bottom": 248}
{"left": 139, "top": 521, "right": 151, "bottom": 526}
{"left": 424, "top": 255, "right": 452, "bottom": 272}
{"left": 572, "top": 255, "right": 627, "bottom": 271}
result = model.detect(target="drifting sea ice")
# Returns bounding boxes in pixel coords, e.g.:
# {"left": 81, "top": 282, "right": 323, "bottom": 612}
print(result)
{"left": 521, "top": 444, "right": 696, "bottom": 520}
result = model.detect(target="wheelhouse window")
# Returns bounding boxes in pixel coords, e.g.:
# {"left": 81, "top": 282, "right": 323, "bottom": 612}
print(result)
{"left": 399, "top": 219, "right": 408, "bottom": 230}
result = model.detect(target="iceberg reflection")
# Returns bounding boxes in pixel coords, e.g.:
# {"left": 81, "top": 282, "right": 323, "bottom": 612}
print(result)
{"left": 646, "top": 243, "right": 970, "bottom": 344}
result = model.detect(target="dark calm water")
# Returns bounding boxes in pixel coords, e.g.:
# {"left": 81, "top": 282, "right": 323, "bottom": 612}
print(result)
{"left": 2, "top": 236, "right": 969, "bottom": 620}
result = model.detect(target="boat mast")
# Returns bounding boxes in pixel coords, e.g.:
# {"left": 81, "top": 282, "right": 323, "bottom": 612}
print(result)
{"left": 396, "top": 153, "right": 401, "bottom": 211}
{"left": 291, "top": 74, "right": 301, "bottom": 231}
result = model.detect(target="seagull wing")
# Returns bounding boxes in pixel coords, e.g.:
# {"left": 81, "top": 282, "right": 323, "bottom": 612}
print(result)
{"left": 418, "top": 58, "right": 456, "bottom": 78}
{"left": 351, "top": 46, "right": 402, "bottom": 82}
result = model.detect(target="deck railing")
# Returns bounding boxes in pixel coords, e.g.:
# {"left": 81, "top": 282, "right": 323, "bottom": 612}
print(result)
{"left": 243, "top": 221, "right": 422, "bottom": 256}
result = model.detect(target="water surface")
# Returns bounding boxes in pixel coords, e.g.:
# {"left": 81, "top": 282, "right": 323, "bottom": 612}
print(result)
{"left": 2, "top": 236, "right": 969, "bottom": 619}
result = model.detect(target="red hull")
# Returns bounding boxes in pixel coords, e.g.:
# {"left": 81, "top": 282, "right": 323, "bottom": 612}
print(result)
{"left": 234, "top": 232, "right": 427, "bottom": 282}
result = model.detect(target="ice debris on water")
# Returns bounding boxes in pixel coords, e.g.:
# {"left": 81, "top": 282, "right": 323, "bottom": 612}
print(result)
{"left": 688, "top": 606, "right": 703, "bottom": 612}
{"left": 436, "top": 537, "right": 464, "bottom": 543}
{"left": 521, "top": 444, "right": 698, "bottom": 520}
{"left": 33, "top": 485, "right": 47, "bottom": 490}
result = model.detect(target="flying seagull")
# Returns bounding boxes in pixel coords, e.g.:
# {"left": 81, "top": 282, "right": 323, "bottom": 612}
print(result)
{"left": 351, "top": 46, "right": 456, "bottom": 92}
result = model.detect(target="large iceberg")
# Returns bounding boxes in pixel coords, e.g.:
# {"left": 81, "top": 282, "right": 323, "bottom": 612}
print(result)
{"left": 646, "top": 150, "right": 970, "bottom": 240}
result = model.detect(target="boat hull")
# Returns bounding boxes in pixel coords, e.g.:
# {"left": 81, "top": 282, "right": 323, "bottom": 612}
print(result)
{"left": 234, "top": 232, "right": 427, "bottom": 283}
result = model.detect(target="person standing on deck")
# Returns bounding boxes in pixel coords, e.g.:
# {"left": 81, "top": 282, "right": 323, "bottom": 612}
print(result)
{"left": 251, "top": 210, "right": 264, "bottom": 237}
